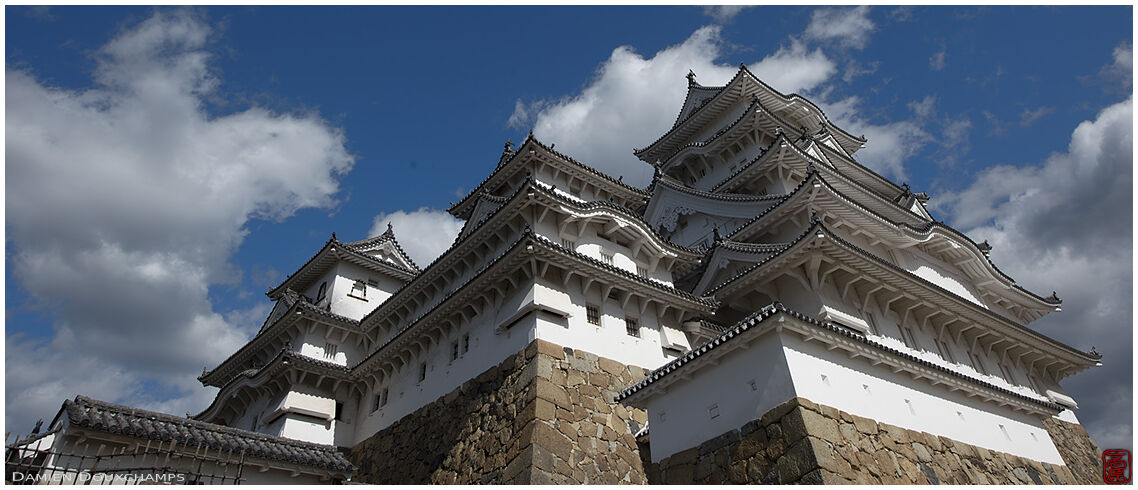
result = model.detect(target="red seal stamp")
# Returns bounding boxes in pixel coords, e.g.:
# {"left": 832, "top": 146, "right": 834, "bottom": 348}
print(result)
{"left": 1103, "top": 449, "right": 1131, "bottom": 484}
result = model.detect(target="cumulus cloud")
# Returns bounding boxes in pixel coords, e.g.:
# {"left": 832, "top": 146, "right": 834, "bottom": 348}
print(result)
{"left": 935, "top": 97, "right": 1133, "bottom": 449}
{"left": 512, "top": 26, "right": 838, "bottom": 187}
{"left": 5, "top": 10, "right": 354, "bottom": 431}
{"left": 804, "top": 6, "right": 875, "bottom": 50}
{"left": 367, "top": 208, "right": 464, "bottom": 267}
{"left": 702, "top": 5, "right": 750, "bottom": 24}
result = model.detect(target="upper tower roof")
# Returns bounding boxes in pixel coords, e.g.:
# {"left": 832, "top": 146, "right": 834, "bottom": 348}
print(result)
{"left": 634, "top": 63, "right": 867, "bottom": 164}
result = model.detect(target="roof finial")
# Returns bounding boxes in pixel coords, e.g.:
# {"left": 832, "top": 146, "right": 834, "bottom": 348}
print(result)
{"left": 386, "top": 221, "right": 393, "bottom": 233}
{"left": 686, "top": 69, "right": 697, "bottom": 84}
{"left": 504, "top": 139, "right": 515, "bottom": 152}
{"left": 31, "top": 419, "right": 43, "bottom": 435}
{"left": 1089, "top": 346, "right": 1100, "bottom": 357}
{"left": 1046, "top": 291, "right": 1062, "bottom": 304}
{"left": 739, "top": 62, "right": 747, "bottom": 70}
{"left": 331, "top": 231, "right": 337, "bottom": 240}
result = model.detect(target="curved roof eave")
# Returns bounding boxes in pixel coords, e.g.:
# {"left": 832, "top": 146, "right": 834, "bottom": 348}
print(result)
{"left": 266, "top": 236, "right": 418, "bottom": 300}
{"left": 727, "top": 169, "right": 1061, "bottom": 311}
{"left": 635, "top": 65, "right": 866, "bottom": 162}
{"left": 617, "top": 303, "right": 1067, "bottom": 414}
{"left": 449, "top": 134, "right": 649, "bottom": 220}
{"left": 707, "top": 220, "right": 1095, "bottom": 364}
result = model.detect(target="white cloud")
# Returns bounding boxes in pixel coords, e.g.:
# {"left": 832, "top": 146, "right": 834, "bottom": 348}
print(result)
{"left": 367, "top": 208, "right": 464, "bottom": 267}
{"left": 749, "top": 39, "right": 837, "bottom": 94}
{"left": 1019, "top": 106, "right": 1054, "bottom": 127}
{"left": 819, "top": 94, "right": 932, "bottom": 180}
{"left": 702, "top": 5, "right": 750, "bottom": 24}
{"left": 804, "top": 6, "right": 875, "bottom": 50}
{"left": 935, "top": 97, "right": 1133, "bottom": 449}
{"left": 930, "top": 48, "right": 946, "bottom": 71}
{"left": 518, "top": 26, "right": 837, "bottom": 187}
{"left": 5, "top": 10, "right": 354, "bottom": 431}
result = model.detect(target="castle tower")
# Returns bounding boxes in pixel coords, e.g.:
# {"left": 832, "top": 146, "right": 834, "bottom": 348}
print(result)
{"left": 619, "top": 65, "right": 1104, "bottom": 484}
{"left": 184, "top": 65, "right": 1104, "bottom": 485}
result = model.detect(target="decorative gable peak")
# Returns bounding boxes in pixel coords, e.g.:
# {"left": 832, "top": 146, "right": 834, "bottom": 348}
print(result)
{"left": 346, "top": 223, "right": 419, "bottom": 271}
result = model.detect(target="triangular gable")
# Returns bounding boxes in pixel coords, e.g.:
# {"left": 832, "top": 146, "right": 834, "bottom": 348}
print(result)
{"left": 346, "top": 224, "right": 419, "bottom": 271}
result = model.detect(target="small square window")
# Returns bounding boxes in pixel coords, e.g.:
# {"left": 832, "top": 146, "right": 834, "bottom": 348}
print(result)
{"left": 350, "top": 280, "right": 367, "bottom": 299}
{"left": 625, "top": 317, "right": 639, "bottom": 338}
{"left": 586, "top": 304, "right": 600, "bottom": 325}
{"left": 323, "top": 343, "right": 338, "bottom": 360}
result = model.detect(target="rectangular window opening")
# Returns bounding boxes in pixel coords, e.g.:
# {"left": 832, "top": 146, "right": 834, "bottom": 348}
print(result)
{"left": 462, "top": 334, "right": 470, "bottom": 353}
{"left": 418, "top": 362, "right": 427, "bottom": 382}
{"left": 625, "top": 317, "right": 640, "bottom": 338}
{"left": 586, "top": 304, "right": 600, "bottom": 325}
{"left": 350, "top": 279, "right": 367, "bottom": 300}
{"left": 323, "top": 343, "right": 338, "bottom": 360}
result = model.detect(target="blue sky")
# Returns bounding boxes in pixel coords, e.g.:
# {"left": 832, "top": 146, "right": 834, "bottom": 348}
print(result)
{"left": 6, "top": 6, "right": 1132, "bottom": 449}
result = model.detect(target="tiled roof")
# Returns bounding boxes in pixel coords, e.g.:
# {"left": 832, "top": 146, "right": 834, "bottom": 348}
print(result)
{"left": 200, "top": 290, "right": 358, "bottom": 386}
{"left": 345, "top": 223, "right": 420, "bottom": 271}
{"left": 448, "top": 134, "right": 648, "bottom": 219}
{"left": 705, "top": 218, "right": 1097, "bottom": 364}
{"left": 723, "top": 168, "right": 1062, "bottom": 307}
{"left": 266, "top": 234, "right": 418, "bottom": 299}
{"left": 63, "top": 396, "right": 354, "bottom": 473}
{"left": 617, "top": 303, "right": 1064, "bottom": 413}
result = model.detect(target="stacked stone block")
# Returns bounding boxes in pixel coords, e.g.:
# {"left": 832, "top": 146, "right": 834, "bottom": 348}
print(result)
{"left": 647, "top": 397, "right": 1099, "bottom": 484}
{"left": 348, "top": 340, "right": 650, "bottom": 484}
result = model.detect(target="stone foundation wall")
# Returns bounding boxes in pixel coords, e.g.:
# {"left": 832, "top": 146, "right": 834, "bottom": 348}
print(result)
{"left": 1043, "top": 416, "right": 1103, "bottom": 484}
{"left": 647, "top": 397, "right": 1097, "bottom": 484}
{"left": 347, "top": 339, "right": 650, "bottom": 484}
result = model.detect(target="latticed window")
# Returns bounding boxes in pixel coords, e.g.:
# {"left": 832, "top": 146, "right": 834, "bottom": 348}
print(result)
{"left": 600, "top": 251, "right": 614, "bottom": 265}
{"left": 625, "top": 317, "right": 639, "bottom": 338}
{"left": 586, "top": 304, "right": 600, "bottom": 325}
{"left": 452, "top": 342, "right": 460, "bottom": 361}
{"left": 463, "top": 334, "right": 470, "bottom": 353}
{"left": 418, "top": 362, "right": 427, "bottom": 382}
{"left": 561, "top": 238, "right": 575, "bottom": 250}
{"left": 323, "top": 343, "right": 338, "bottom": 360}
{"left": 637, "top": 266, "right": 648, "bottom": 277}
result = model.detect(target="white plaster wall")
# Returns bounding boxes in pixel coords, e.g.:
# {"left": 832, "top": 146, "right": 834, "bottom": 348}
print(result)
{"left": 638, "top": 330, "right": 796, "bottom": 462}
{"left": 781, "top": 333, "right": 1065, "bottom": 464}
{"left": 351, "top": 284, "right": 535, "bottom": 446}
{"left": 892, "top": 248, "right": 987, "bottom": 308}
{"left": 327, "top": 262, "right": 401, "bottom": 320}
{"left": 532, "top": 276, "right": 685, "bottom": 370}
{"left": 297, "top": 326, "right": 361, "bottom": 367}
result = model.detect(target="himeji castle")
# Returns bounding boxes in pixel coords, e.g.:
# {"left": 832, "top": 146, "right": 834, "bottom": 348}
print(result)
{"left": 12, "top": 65, "right": 1104, "bottom": 485}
